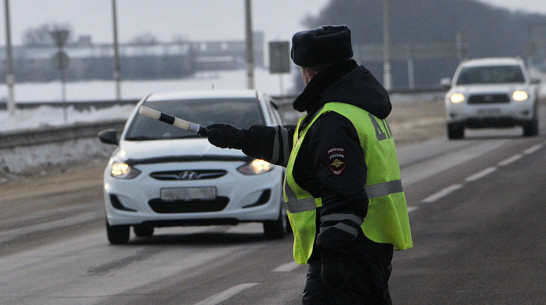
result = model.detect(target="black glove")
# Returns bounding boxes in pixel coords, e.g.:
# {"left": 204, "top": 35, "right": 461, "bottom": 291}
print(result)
{"left": 206, "top": 123, "right": 245, "bottom": 149}
{"left": 321, "top": 251, "right": 350, "bottom": 289}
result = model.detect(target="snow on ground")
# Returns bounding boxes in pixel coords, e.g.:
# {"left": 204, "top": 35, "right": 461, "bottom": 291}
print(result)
{"left": 0, "top": 68, "right": 293, "bottom": 103}
{"left": 1, "top": 67, "right": 545, "bottom": 133}
{"left": 0, "top": 68, "right": 295, "bottom": 132}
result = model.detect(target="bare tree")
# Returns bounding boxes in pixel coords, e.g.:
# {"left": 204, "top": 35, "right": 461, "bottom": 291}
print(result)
{"left": 22, "top": 23, "right": 72, "bottom": 47}
{"left": 129, "top": 32, "right": 158, "bottom": 45}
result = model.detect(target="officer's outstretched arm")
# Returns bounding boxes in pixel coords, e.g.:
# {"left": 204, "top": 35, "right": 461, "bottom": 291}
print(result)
{"left": 206, "top": 124, "right": 294, "bottom": 166}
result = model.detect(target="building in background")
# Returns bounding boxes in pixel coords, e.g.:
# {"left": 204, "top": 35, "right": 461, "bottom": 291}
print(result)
{"left": 0, "top": 32, "right": 265, "bottom": 83}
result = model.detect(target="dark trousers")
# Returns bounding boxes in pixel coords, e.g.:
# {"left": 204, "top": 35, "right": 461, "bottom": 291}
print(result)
{"left": 302, "top": 235, "right": 394, "bottom": 305}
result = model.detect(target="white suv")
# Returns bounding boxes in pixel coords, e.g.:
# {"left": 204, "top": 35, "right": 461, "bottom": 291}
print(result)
{"left": 98, "top": 90, "right": 288, "bottom": 244}
{"left": 443, "top": 57, "right": 540, "bottom": 139}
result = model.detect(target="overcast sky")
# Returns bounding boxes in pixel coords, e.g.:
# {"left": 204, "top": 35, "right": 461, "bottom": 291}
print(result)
{"left": 1, "top": 0, "right": 546, "bottom": 46}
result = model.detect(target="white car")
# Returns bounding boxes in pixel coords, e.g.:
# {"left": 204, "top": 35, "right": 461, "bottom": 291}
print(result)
{"left": 442, "top": 57, "right": 540, "bottom": 139}
{"left": 98, "top": 90, "right": 288, "bottom": 244}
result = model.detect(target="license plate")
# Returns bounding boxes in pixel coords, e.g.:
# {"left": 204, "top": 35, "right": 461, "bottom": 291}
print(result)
{"left": 161, "top": 187, "right": 216, "bottom": 201}
{"left": 477, "top": 108, "right": 501, "bottom": 115}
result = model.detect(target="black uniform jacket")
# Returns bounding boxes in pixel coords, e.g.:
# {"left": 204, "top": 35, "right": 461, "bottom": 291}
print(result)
{"left": 241, "top": 59, "right": 392, "bottom": 260}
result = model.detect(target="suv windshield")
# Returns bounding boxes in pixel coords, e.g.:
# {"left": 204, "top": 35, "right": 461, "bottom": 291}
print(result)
{"left": 456, "top": 65, "right": 525, "bottom": 85}
{"left": 125, "top": 98, "right": 265, "bottom": 140}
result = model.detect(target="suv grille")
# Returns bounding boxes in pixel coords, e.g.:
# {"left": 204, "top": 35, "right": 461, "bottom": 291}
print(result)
{"left": 150, "top": 170, "right": 226, "bottom": 181}
{"left": 468, "top": 94, "right": 510, "bottom": 104}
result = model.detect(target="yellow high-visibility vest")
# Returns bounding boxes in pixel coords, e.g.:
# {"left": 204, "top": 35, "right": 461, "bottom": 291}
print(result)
{"left": 284, "top": 102, "right": 413, "bottom": 264}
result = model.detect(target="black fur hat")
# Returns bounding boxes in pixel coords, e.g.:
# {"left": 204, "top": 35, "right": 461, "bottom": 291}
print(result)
{"left": 291, "top": 25, "right": 353, "bottom": 67}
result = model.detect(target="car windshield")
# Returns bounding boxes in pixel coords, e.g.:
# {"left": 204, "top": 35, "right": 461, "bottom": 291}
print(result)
{"left": 456, "top": 65, "right": 525, "bottom": 85}
{"left": 125, "top": 97, "right": 265, "bottom": 140}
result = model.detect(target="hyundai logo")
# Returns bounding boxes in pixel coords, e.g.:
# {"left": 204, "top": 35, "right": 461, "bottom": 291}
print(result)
{"left": 178, "top": 171, "right": 199, "bottom": 180}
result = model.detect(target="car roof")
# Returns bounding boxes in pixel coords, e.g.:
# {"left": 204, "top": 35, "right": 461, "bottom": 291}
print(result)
{"left": 459, "top": 57, "right": 524, "bottom": 67}
{"left": 145, "top": 89, "right": 261, "bottom": 102}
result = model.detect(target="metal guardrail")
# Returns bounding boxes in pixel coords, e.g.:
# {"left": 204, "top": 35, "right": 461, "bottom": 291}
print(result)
{"left": 0, "top": 90, "right": 448, "bottom": 149}
{"left": 0, "top": 120, "right": 126, "bottom": 149}
{"left": 0, "top": 99, "right": 141, "bottom": 111}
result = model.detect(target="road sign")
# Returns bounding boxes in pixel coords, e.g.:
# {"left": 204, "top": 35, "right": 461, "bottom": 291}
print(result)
{"left": 50, "top": 29, "right": 69, "bottom": 48}
{"left": 269, "top": 41, "right": 290, "bottom": 74}
{"left": 52, "top": 51, "right": 70, "bottom": 70}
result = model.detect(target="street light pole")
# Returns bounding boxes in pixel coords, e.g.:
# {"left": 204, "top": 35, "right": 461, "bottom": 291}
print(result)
{"left": 4, "top": 0, "right": 16, "bottom": 115}
{"left": 382, "top": 0, "right": 392, "bottom": 91}
{"left": 244, "top": 0, "right": 254, "bottom": 89}
{"left": 112, "top": 0, "right": 121, "bottom": 100}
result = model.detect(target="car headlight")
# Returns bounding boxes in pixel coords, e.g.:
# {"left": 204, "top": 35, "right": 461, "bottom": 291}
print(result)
{"left": 512, "top": 90, "right": 528, "bottom": 102}
{"left": 449, "top": 93, "right": 465, "bottom": 104}
{"left": 237, "top": 159, "right": 273, "bottom": 175}
{"left": 111, "top": 161, "right": 141, "bottom": 179}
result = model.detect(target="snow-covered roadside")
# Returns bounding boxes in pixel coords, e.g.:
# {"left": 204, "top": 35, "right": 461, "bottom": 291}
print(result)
{"left": 1, "top": 68, "right": 544, "bottom": 180}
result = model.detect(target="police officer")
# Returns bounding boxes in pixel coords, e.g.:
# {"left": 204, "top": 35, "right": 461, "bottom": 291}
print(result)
{"left": 206, "top": 25, "right": 412, "bottom": 305}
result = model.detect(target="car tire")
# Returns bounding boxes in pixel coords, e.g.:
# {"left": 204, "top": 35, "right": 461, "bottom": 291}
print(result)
{"left": 106, "top": 220, "right": 130, "bottom": 244}
{"left": 447, "top": 124, "right": 464, "bottom": 139}
{"left": 263, "top": 206, "right": 287, "bottom": 239}
{"left": 133, "top": 224, "right": 154, "bottom": 237}
{"left": 523, "top": 120, "right": 538, "bottom": 137}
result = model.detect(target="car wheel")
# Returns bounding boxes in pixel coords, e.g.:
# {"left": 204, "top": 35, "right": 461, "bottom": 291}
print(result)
{"left": 263, "top": 206, "right": 287, "bottom": 239}
{"left": 133, "top": 224, "right": 154, "bottom": 237}
{"left": 106, "top": 219, "right": 130, "bottom": 244}
{"left": 523, "top": 120, "right": 538, "bottom": 137}
{"left": 447, "top": 124, "right": 464, "bottom": 139}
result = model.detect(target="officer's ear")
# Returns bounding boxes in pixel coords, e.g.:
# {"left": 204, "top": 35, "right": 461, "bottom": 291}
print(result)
{"left": 300, "top": 67, "right": 316, "bottom": 85}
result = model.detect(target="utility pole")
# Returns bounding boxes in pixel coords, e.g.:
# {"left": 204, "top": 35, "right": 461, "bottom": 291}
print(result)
{"left": 382, "top": 0, "right": 392, "bottom": 91}
{"left": 244, "top": 0, "right": 254, "bottom": 89}
{"left": 112, "top": 0, "right": 121, "bottom": 100}
{"left": 4, "top": 0, "right": 15, "bottom": 115}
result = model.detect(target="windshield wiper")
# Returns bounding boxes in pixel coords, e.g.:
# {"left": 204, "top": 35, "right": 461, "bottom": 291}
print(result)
{"left": 163, "top": 134, "right": 202, "bottom": 139}
{"left": 125, "top": 136, "right": 157, "bottom": 141}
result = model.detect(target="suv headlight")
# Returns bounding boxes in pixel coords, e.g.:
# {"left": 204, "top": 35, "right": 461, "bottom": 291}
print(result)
{"left": 237, "top": 159, "right": 273, "bottom": 175}
{"left": 111, "top": 161, "right": 141, "bottom": 179}
{"left": 449, "top": 93, "right": 465, "bottom": 104}
{"left": 512, "top": 90, "right": 528, "bottom": 102}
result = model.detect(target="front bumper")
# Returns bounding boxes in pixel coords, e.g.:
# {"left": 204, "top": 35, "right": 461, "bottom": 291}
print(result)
{"left": 445, "top": 100, "right": 536, "bottom": 129}
{"left": 103, "top": 161, "right": 283, "bottom": 226}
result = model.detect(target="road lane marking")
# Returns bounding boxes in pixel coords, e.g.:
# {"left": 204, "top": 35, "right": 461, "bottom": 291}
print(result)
{"left": 407, "top": 206, "right": 418, "bottom": 213}
{"left": 273, "top": 261, "right": 300, "bottom": 272}
{"left": 523, "top": 144, "right": 542, "bottom": 155}
{"left": 497, "top": 154, "right": 522, "bottom": 166}
{"left": 194, "top": 283, "right": 258, "bottom": 305}
{"left": 422, "top": 184, "right": 463, "bottom": 203}
{"left": 420, "top": 142, "right": 543, "bottom": 204}
{"left": 465, "top": 166, "right": 497, "bottom": 182}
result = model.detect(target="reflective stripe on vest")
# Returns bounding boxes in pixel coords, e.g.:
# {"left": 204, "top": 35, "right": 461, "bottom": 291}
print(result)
{"left": 284, "top": 182, "right": 316, "bottom": 213}
{"left": 364, "top": 179, "right": 403, "bottom": 199}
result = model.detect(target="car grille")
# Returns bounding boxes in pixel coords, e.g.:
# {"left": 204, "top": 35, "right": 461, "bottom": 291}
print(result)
{"left": 150, "top": 170, "right": 227, "bottom": 181}
{"left": 148, "top": 197, "right": 229, "bottom": 213}
{"left": 467, "top": 94, "right": 510, "bottom": 104}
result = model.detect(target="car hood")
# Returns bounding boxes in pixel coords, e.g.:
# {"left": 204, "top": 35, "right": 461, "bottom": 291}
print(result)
{"left": 450, "top": 83, "right": 530, "bottom": 94}
{"left": 117, "top": 138, "right": 246, "bottom": 162}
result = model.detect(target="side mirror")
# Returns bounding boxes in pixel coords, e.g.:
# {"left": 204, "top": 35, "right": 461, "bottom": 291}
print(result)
{"left": 530, "top": 78, "right": 541, "bottom": 85}
{"left": 440, "top": 77, "right": 452, "bottom": 88}
{"left": 98, "top": 129, "right": 119, "bottom": 146}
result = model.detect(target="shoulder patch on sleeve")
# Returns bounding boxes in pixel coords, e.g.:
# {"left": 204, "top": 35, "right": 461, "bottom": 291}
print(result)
{"left": 327, "top": 147, "right": 346, "bottom": 175}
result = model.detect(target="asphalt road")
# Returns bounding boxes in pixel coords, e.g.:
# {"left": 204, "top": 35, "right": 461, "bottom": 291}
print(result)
{"left": 0, "top": 107, "right": 544, "bottom": 305}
